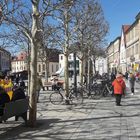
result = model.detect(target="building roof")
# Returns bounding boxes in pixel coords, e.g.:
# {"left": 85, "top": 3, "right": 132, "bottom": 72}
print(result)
{"left": 122, "top": 25, "right": 130, "bottom": 33}
{"left": 107, "top": 36, "right": 121, "bottom": 50}
{"left": 12, "top": 48, "right": 60, "bottom": 63}
{"left": 0, "top": 47, "right": 11, "bottom": 56}
{"left": 125, "top": 12, "right": 140, "bottom": 34}
{"left": 12, "top": 52, "right": 27, "bottom": 61}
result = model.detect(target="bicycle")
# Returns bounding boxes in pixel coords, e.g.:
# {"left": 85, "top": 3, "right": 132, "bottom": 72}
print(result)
{"left": 49, "top": 85, "right": 83, "bottom": 105}
{"left": 78, "top": 82, "right": 102, "bottom": 99}
{"left": 98, "top": 80, "right": 113, "bottom": 97}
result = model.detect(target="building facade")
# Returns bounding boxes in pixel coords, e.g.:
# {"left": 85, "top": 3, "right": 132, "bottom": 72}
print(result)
{"left": 11, "top": 50, "right": 59, "bottom": 77}
{"left": 95, "top": 57, "right": 107, "bottom": 75}
{"left": 107, "top": 37, "right": 120, "bottom": 74}
{"left": 125, "top": 13, "right": 140, "bottom": 73}
{"left": 119, "top": 25, "right": 130, "bottom": 74}
{"left": 107, "top": 12, "right": 140, "bottom": 74}
{"left": 58, "top": 53, "right": 80, "bottom": 77}
{"left": 0, "top": 48, "right": 11, "bottom": 73}
{"left": 11, "top": 52, "right": 27, "bottom": 73}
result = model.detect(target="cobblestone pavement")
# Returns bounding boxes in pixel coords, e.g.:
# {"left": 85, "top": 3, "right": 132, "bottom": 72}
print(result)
{"left": 0, "top": 81, "right": 140, "bottom": 140}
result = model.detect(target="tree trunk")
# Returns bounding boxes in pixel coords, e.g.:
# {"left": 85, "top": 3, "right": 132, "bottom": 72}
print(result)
{"left": 27, "top": 60, "right": 30, "bottom": 96}
{"left": 79, "top": 59, "right": 84, "bottom": 84}
{"left": 64, "top": 53, "right": 69, "bottom": 97}
{"left": 29, "top": 41, "right": 37, "bottom": 127}
{"left": 87, "top": 58, "right": 90, "bottom": 88}
{"left": 93, "top": 58, "right": 96, "bottom": 74}
{"left": 29, "top": 0, "right": 40, "bottom": 127}
{"left": 64, "top": 9, "right": 69, "bottom": 98}
{"left": 45, "top": 59, "right": 49, "bottom": 82}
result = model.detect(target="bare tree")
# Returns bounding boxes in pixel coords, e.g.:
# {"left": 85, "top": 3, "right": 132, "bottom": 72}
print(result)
{"left": 54, "top": 0, "right": 76, "bottom": 98}
{"left": 73, "top": 0, "right": 109, "bottom": 85}
{"left": 38, "top": 23, "right": 61, "bottom": 81}
{"left": 0, "top": 0, "right": 65, "bottom": 127}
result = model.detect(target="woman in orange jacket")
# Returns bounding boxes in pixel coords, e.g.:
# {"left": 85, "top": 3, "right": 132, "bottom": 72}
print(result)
{"left": 112, "top": 74, "right": 126, "bottom": 106}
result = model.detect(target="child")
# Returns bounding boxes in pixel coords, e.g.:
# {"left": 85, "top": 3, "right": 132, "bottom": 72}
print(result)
{"left": 112, "top": 74, "right": 126, "bottom": 106}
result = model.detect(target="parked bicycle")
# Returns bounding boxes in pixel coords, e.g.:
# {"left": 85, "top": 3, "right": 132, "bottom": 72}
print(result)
{"left": 78, "top": 82, "right": 102, "bottom": 99}
{"left": 49, "top": 84, "right": 83, "bottom": 105}
{"left": 94, "top": 79, "right": 113, "bottom": 97}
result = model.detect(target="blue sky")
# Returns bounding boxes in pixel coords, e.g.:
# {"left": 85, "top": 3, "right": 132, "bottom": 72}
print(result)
{"left": 99, "top": 0, "right": 140, "bottom": 44}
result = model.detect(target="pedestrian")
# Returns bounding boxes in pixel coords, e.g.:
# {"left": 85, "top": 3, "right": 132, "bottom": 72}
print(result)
{"left": 0, "top": 86, "right": 10, "bottom": 116}
{"left": 112, "top": 73, "right": 126, "bottom": 106}
{"left": 111, "top": 72, "right": 116, "bottom": 82}
{"left": 0, "top": 77, "right": 4, "bottom": 87}
{"left": 15, "top": 74, "right": 19, "bottom": 86}
{"left": 19, "top": 78, "right": 26, "bottom": 91}
{"left": 36, "top": 73, "right": 43, "bottom": 102}
{"left": 12, "top": 86, "right": 26, "bottom": 101}
{"left": 51, "top": 75, "right": 58, "bottom": 90}
{"left": 125, "top": 71, "right": 129, "bottom": 80}
{"left": 83, "top": 74, "right": 87, "bottom": 85}
{"left": 129, "top": 73, "right": 135, "bottom": 95}
{"left": 135, "top": 72, "right": 139, "bottom": 82}
{"left": 3, "top": 76, "right": 13, "bottom": 100}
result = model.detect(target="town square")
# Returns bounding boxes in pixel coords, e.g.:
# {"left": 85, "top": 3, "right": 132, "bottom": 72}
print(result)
{"left": 0, "top": 0, "right": 140, "bottom": 140}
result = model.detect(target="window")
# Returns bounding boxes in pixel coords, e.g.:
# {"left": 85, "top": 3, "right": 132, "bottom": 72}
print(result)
{"left": 52, "top": 64, "right": 53, "bottom": 72}
{"left": 43, "top": 64, "right": 45, "bottom": 71}
{"left": 56, "top": 65, "right": 58, "bottom": 71}
{"left": 135, "top": 44, "right": 139, "bottom": 54}
{"left": 61, "top": 56, "right": 63, "bottom": 60}
{"left": 132, "top": 46, "right": 134, "bottom": 55}
{"left": 69, "top": 55, "right": 71, "bottom": 59}
{"left": 38, "top": 64, "right": 41, "bottom": 72}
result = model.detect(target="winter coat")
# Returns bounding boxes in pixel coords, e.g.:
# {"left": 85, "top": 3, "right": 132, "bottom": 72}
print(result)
{"left": 0, "top": 88, "right": 10, "bottom": 106}
{"left": 3, "top": 81, "right": 13, "bottom": 100}
{"left": 129, "top": 74, "right": 135, "bottom": 88}
{"left": 112, "top": 78, "right": 126, "bottom": 94}
{"left": 11, "top": 87, "right": 26, "bottom": 101}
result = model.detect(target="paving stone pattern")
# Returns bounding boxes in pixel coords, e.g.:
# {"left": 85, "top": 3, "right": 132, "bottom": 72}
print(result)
{"left": 0, "top": 81, "right": 140, "bottom": 140}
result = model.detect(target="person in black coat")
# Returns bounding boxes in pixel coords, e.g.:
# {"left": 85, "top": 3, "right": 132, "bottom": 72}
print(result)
{"left": 0, "top": 86, "right": 10, "bottom": 116}
{"left": 12, "top": 87, "right": 26, "bottom": 101}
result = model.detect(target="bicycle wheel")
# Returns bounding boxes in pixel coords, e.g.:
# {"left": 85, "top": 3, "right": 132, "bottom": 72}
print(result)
{"left": 49, "top": 91, "right": 63, "bottom": 105}
{"left": 102, "top": 87, "right": 108, "bottom": 97}
{"left": 90, "top": 90, "right": 102, "bottom": 99}
{"left": 70, "top": 92, "right": 83, "bottom": 105}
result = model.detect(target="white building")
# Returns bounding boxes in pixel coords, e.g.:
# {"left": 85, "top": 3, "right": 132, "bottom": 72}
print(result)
{"left": 11, "top": 52, "right": 27, "bottom": 73}
{"left": 119, "top": 25, "right": 130, "bottom": 74}
{"left": 11, "top": 51, "right": 59, "bottom": 76}
{"left": 58, "top": 53, "right": 80, "bottom": 77}
{"left": 95, "top": 57, "right": 107, "bottom": 75}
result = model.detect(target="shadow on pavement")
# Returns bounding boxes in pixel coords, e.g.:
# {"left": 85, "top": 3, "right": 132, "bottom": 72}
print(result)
{"left": 0, "top": 118, "right": 60, "bottom": 140}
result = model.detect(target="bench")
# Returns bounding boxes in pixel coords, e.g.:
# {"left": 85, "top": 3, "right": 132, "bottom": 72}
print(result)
{"left": 43, "top": 81, "right": 64, "bottom": 90}
{"left": 0, "top": 98, "right": 29, "bottom": 124}
{"left": 43, "top": 81, "right": 53, "bottom": 90}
